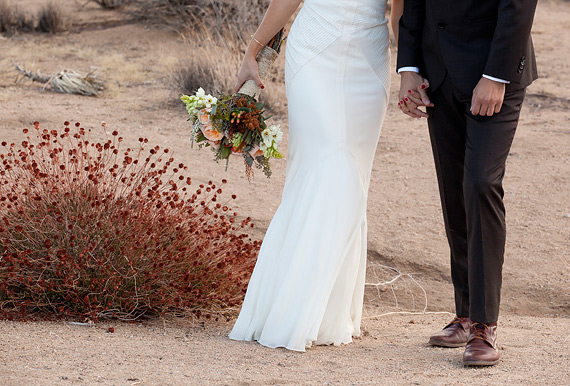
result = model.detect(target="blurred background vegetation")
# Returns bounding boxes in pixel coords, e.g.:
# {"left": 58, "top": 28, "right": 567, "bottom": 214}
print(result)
{"left": 0, "top": 0, "right": 285, "bottom": 110}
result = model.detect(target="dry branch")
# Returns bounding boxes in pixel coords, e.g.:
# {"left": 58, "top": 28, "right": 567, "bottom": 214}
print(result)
{"left": 12, "top": 61, "right": 105, "bottom": 96}
{"left": 365, "top": 263, "right": 429, "bottom": 314}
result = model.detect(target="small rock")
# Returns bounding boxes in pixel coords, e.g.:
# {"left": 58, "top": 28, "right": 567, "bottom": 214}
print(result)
{"left": 107, "top": 327, "right": 115, "bottom": 333}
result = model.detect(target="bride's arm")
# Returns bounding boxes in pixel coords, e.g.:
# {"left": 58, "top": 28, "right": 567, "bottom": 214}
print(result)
{"left": 390, "top": 0, "right": 404, "bottom": 44}
{"left": 235, "top": 0, "right": 303, "bottom": 92}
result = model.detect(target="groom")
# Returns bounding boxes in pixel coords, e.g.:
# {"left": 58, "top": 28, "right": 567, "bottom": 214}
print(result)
{"left": 396, "top": 0, "right": 538, "bottom": 366}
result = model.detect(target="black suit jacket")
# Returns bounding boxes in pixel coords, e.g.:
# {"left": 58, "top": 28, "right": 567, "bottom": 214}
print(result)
{"left": 397, "top": 0, "right": 539, "bottom": 96}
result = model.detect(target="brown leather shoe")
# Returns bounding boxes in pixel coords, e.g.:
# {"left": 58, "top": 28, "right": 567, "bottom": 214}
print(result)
{"left": 463, "top": 322, "right": 500, "bottom": 366}
{"left": 429, "top": 317, "right": 471, "bottom": 347}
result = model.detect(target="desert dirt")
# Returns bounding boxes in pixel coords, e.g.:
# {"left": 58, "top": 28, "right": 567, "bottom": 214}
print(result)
{"left": 0, "top": 0, "right": 569, "bottom": 385}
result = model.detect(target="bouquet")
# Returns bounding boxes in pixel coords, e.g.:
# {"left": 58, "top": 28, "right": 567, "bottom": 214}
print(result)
{"left": 181, "top": 29, "right": 285, "bottom": 179}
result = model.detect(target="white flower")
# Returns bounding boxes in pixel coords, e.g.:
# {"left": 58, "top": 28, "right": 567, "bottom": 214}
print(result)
{"left": 196, "top": 87, "right": 206, "bottom": 98}
{"left": 261, "top": 124, "right": 283, "bottom": 148}
{"left": 269, "top": 125, "right": 283, "bottom": 143}
{"left": 261, "top": 128, "right": 274, "bottom": 147}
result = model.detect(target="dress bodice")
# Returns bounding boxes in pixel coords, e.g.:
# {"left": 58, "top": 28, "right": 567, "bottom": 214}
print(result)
{"left": 301, "top": 0, "right": 388, "bottom": 30}
{"left": 285, "top": 0, "right": 390, "bottom": 93}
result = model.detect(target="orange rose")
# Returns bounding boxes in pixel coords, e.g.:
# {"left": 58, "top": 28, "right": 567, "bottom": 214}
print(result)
{"left": 198, "top": 109, "right": 211, "bottom": 125}
{"left": 201, "top": 123, "right": 224, "bottom": 141}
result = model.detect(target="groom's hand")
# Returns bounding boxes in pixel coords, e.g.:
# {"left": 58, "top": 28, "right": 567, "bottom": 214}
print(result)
{"left": 470, "top": 77, "right": 506, "bottom": 116}
{"left": 398, "top": 71, "right": 434, "bottom": 119}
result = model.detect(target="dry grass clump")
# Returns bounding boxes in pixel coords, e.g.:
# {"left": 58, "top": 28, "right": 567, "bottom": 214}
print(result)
{"left": 0, "top": 0, "right": 35, "bottom": 34}
{"left": 172, "top": 28, "right": 243, "bottom": 96}
{"left": 0, "top": 1, "right": 66, "bottom": 34}
{"left": 132, "top": 0, "right": 269, "bottom": 34}
{"left": 89, "top": 0, "right": 132, "bottom": 9}
{"left": 128, "top": 0, "right": 287, "bottom": 115}
{"left": 172, "top": 26, "right": 287, "bottom": 115}
{"left": 36, "top": 2, "right": 66, "bottom": 34}
{"left": 0, "top": 122, "right": 260, "bottom": 321}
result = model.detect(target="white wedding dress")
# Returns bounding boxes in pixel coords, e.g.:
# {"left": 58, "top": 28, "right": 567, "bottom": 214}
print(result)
{"left": 229, "top": 0, "right": 390, "bottom": 352}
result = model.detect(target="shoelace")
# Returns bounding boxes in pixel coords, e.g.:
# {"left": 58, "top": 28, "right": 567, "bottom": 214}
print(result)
{"left": 471, "top": 323, "right": 491, "bottom": 343}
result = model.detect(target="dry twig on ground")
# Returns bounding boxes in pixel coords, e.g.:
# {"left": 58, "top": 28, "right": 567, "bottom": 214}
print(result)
{"left": 12, "top": 61, "right": 105, "bottom": 96}
{"left": 365, "top": 263, "right": 430, "bottom": 315}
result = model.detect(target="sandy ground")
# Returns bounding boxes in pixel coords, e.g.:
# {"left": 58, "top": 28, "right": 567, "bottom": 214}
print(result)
{"left": 0, "top": 0, "right": 569, "bottom": 384}
{"left": 1, "top": 314, "right": 569, "bottom": 386}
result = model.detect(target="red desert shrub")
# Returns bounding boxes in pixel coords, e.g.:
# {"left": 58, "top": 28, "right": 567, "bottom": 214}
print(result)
{"left": 0, "top": 121, "right": 259, "bottom": 321}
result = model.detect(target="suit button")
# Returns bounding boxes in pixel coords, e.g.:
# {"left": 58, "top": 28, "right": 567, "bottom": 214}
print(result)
{"left": 438, "top": 23, "right": 446, "bottom": 29}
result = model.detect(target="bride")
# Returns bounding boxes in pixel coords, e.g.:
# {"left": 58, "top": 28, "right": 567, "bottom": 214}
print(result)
{"left": 229, "top": 0, "right": 404, "bottom": 352}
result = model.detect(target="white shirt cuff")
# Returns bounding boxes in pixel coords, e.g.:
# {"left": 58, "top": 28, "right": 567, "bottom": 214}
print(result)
{"left": 397, "top": 67, "right": 420, "bottom": 74}
{"left": 482, "top": 74, "right": 510, "bottom": 84}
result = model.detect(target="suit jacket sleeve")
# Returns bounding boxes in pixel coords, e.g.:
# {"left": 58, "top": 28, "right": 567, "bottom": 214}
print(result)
{"left": 483, "top": 0, "right": 538, "bottom": 84}
{"left": 396, "top": 0, "right": 425, "bottom": 71}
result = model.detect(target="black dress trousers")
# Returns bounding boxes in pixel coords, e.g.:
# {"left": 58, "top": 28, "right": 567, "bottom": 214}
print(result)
{"left": 426, "top": 75, "right": 525, "bottom": 323}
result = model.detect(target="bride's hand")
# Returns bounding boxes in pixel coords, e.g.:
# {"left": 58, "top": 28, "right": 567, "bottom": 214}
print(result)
{"left": 234, "top": 55, "right": 265, "bottom": 93}
{"left": 398, "top": 72, "right": 433, "bottom": 118}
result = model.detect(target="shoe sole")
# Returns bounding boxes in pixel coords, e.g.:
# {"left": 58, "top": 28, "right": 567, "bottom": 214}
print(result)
{"left": 463, "top": 359, "right": 500, "bottom": 367}
{"left": 428, "top": 339, "right": 467, "bottom": 348}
